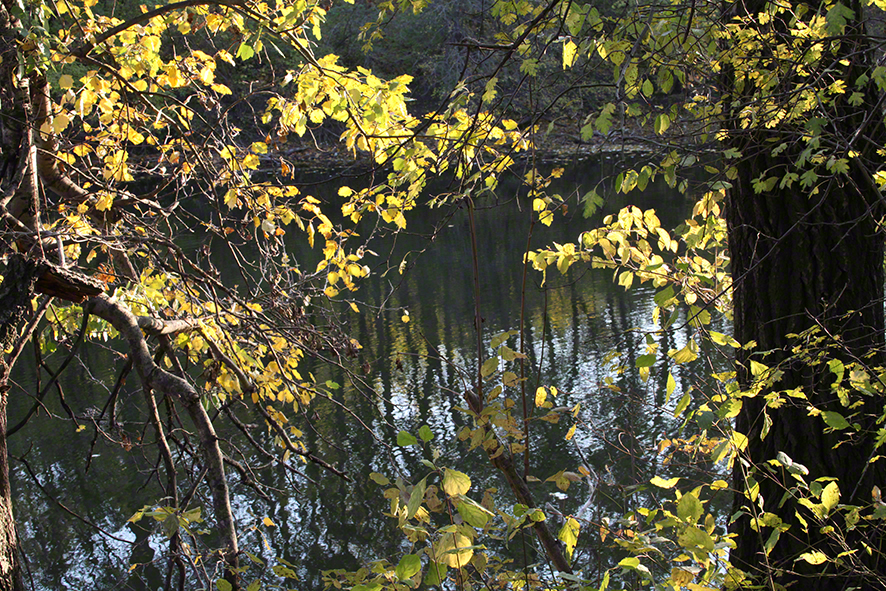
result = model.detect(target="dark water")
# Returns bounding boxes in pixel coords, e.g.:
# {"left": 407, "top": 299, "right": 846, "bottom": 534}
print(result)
{"left": 7, "top": 157, "right": 727, "bottom": 590}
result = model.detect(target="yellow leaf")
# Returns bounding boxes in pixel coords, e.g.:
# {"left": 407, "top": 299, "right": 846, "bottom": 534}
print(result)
{"left": 797, "top": 550, "right": 828, "bottom": 565}
{"left": 565, "top": 424, "right": 576, "bottom": 441}
{"left": 242, "top": 154, "right": 260, "bottom": 169}
{"left": 141, "top": 35, "right": 161, "bottom": 53}
{"left": 442, "top": 468, "right": 471, "bottom": 496}
{"left": 224, "top": 188, "right": 240, "bottom": 209}
{"left": 535, "top": 387, "right": 547, "bottom": 407}
{"left": 671, "top": 568, "right": 694, "bottom": 585}
{"left": 165, "top": 65, "right": 186, "bottom": 88}
{"left": 821, "top": 482, "right": 840, "bottom": 512}
{"left": 262, "top": 516, "right": 275, "bottom": 527}
{"left": 198, "top": 66, "right": 214, "bottom": 85}
{"left": 58, "top": 74, "right": 74, "bottom": 89}
{"left": 650, "top": 476, "right": 680, "bottom": 488}
{"left": 95, "top": 192, "right": 114, "bottom": 211}
{"left": 52, "top": 113, "right": 71, "bottom": 133}
{"left": 563, "top": 39, "right": 578, "bottom": 68}
{"left": 435, "top": 532, "right": 473, "bottom": 568}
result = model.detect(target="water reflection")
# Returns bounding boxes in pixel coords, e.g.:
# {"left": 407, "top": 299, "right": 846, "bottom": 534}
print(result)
{"left": 7, "top": 159, "right": 727, "bottom": 589}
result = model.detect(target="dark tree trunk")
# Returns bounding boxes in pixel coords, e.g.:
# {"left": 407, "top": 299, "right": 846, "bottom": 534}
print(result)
{"left": 0, "top": 257, "right": 40, "bottom": 591}
{"left": 0, "top": 386, "right": 22, "bottom": 591}
{"left": 726, "top": 3, "right": 886, "bottom": 587}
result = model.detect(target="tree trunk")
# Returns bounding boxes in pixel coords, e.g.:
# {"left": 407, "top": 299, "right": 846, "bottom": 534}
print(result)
{"left": 726, "top": 4, "right": 886, "bottom": 586}
{"left": 0, "top": 386, "right": 22, "bottom": 591}
{"left": 0, "top": 256, "right": 40, "bottom": 591}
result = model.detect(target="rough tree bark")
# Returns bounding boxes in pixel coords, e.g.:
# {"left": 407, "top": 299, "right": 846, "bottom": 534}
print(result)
{"left": 0, "top": 257, "right": 36, "bottom": 591}
{"left": 726, "top": 1, "right": 886, "bottom": 587}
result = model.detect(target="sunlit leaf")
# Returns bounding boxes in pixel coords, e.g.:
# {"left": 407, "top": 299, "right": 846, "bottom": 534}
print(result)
{"left": 435, "top": 532, "right": 473, "bottom": 568}
{"left": 558, "top": 517, "right": 580, "bottom": 559}
{"left": 563, "top": 40, "right": 578, "bottom": 68}
{"left": 396, "top": 554, "right": 422, "bottom": 580}
{"left": 442, "top": 468, "right": 471, "bottom": 496}
{"left": 798, "top": 550, "right": 829, "bottom": 565}
{"left": 822, "top": 481, "right": 840, "bottom": 512}
{"left": 650, "top": 476, "right": 680, "bottom": 488}
{"left": 677, "top": 493, "right": 703, "bottom": 524}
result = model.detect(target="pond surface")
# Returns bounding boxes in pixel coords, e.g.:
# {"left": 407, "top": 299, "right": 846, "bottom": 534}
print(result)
{"left": 7, "top": 156, "right": 729, "bottom": 590}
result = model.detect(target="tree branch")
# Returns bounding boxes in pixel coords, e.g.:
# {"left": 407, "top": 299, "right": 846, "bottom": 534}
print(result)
{"left": 84, "top": 294, "right": 240, "bottom": 589}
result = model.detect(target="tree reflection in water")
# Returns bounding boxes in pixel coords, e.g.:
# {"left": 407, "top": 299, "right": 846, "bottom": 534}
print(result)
{"left": 8, "top": 160, "right": 725, "bottom": 589}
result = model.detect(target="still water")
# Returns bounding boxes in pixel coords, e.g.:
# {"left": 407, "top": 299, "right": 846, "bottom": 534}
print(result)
{"left": 7, "top": 157, "right": 726, "bottom": 589}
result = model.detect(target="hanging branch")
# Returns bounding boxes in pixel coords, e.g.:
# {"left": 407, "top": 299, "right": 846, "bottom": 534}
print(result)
{"left": 84, "top": 293, "right": 241, "bottom": 590}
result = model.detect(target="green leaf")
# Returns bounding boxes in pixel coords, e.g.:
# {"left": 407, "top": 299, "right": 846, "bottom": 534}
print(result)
{"left": 673, "top": 391, "right": 691, "bottom": 417}
{"left": 161, "top": 513, "right": 179, "bottom": 539}
{"left": 677, "top": 525, "right": 714, "bottom": 552}
{"left": 490, "top": 331, "right": 511, "bottom": 348}
{"left": 677, "top": 493, "right": 703, "bottom": 524}
{"left": 618, "top": 556, "right": 640, "bottom": 570}
{"left": 634, "top": 355, "right": 655, "bottom": 367}
{"left": 272, "top": 564, "right": 298, "bottom": 578}
{"left": 582, "top": 189, "right": 604, "bottom": 217}
{"left": 665, "top": 372, "right": 676, "bottom": 402}
{"left": 635, "top": 354, "right": 656, "bottom": 368}
{"left": 397, "top": 430, "right": 418, "bottom": 446}
{"left": 442, "top": 468, "right": 471, "bottom": 496}
{"left": 821, "top": 411, "right": 850, "bottom": 430}
{"left": 236, "top": 42, "right": 255, "bottom": 60}
{"left": 481, "top": 357, "right": 499, "bottom": 378}
{"left": 244, "top": 552, "right": 264, "bottom": 565}
{"left": 595, "top": 103, "right": 616, "bottom": 135}
{"left": 423, "top": 561, "right": 448, "bottom": 586}
{"left": 482, "top": 77, "right": 498, "bottom": 104}
{"left": 217, "top": 580, "right": 233, "bottom": 591}
{"left": 418, "top": 425, "right": 434, "bottom": 442}
{"left": 641, "top": 79, "right": 654, "bottom": 97}
{"left": 406, "top": 477, "right": 427, "bottom": 519}
{"left": 246, "top": 580, "right": 261, "bottom": 591}
{"left": 828, "top": 358, "right": 845, "bottom": 383}
{"left": 800, "top": 169, "right": 819, "bottom": 189}
{"left": 520, "top": 58, "right": 539, "bottom": 76}
{"left": 456, "top": 497, "right": 493, "bottom": 527}
{"left": 825, "top": 2, "right": 854, "bottom": 35}
{"left": 654, "top": 113, "right": 671, "bottom": 135}
{"left": 396, "top": 554, "right": 422, "bottom": 580}
{"left": 369, "top": 472, "right": 390, "bottom": 485}
{"left": 764, "top": 528, "right": 781, "bottom": 556}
